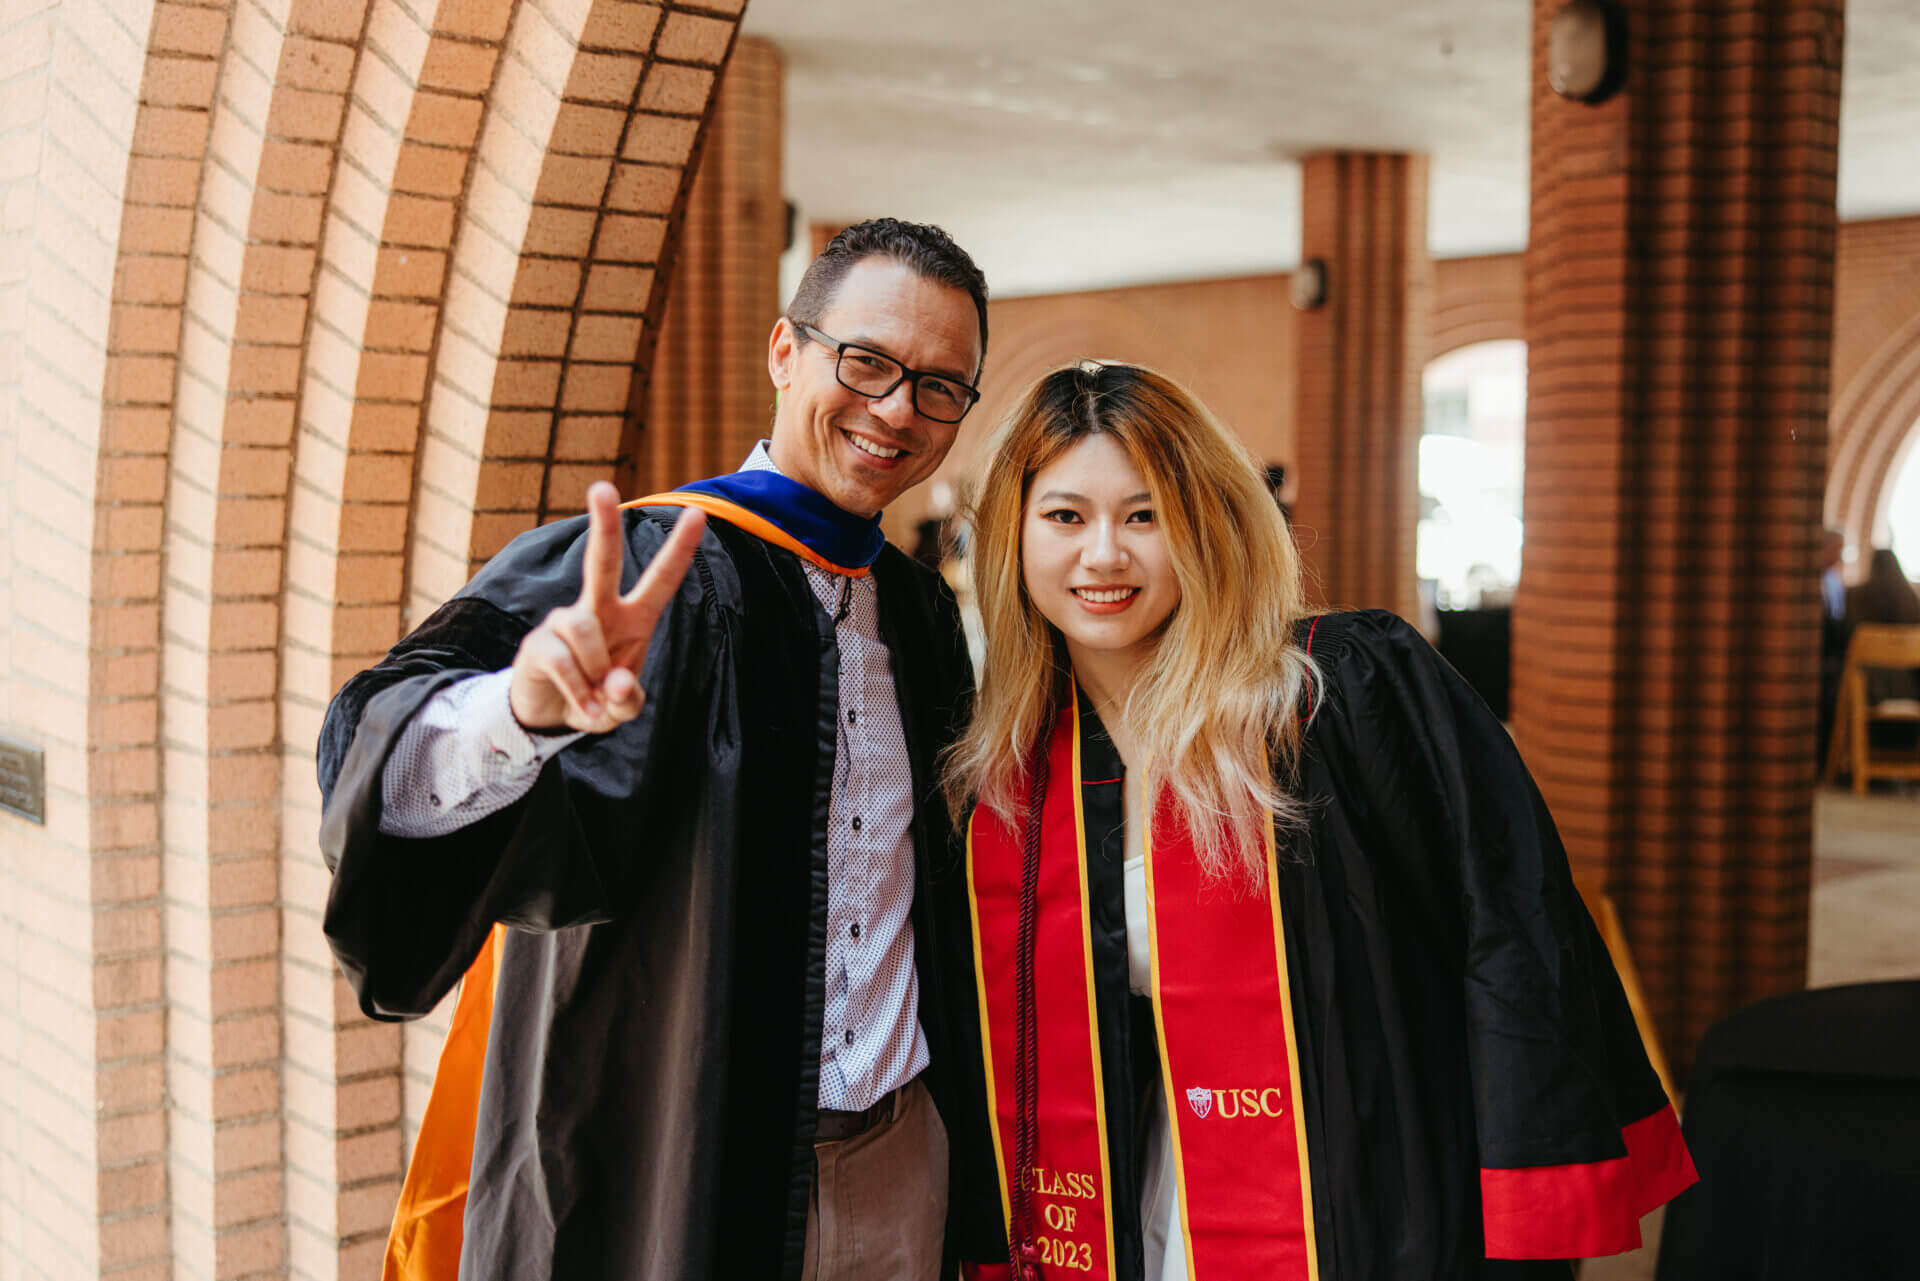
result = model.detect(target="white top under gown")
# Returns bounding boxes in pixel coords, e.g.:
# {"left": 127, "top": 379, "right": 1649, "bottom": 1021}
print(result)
{"left": 1122, "top": 773, "right": 1189, "bottom": 1281}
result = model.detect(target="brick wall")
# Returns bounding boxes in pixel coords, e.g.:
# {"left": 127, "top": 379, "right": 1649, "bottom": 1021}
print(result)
{"left": 887, "top": 272, "right": 1298, "bottom": 545}
{"left": 1828, "top": 214, "right": 1920, "bottom": 547}
{"left": 886, "top": 227, "right": 1920, "bottom": 556}
{"left": 631, "top": 36, "right": 784, "bottom": 495}
{"left": 2, "top": 4, "right": 158, "bottom": 1279}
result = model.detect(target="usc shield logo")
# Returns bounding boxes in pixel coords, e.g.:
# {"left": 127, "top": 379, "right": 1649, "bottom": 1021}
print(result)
{"left": 1186, "top": 1087, "right": 1213, "bottom": 1119}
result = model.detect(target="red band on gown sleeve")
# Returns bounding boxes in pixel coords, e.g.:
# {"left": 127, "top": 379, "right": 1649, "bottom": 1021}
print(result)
{"left": 962, "top": 1263, "right": 1014, "bottom": 1281}
{"left": 1480, "top": 1104, "right": 1698, "bottom": 1259}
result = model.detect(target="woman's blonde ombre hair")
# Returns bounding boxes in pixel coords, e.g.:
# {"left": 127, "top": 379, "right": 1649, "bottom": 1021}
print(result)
{"left": 943, "top": 361, "right": 1319, "bottom": 889}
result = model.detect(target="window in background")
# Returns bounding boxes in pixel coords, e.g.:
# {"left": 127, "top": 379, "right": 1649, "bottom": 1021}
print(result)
{"left": 1887, "top": 429, "right": 1920, "bottom": 575}
{"left": 1419, "top": 340, "right": 1527, "bottom": 609}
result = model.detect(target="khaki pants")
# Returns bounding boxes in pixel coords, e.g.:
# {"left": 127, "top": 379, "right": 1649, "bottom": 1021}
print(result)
{"left": 802, "top": 1078, "right": 948, "bottom": 1281}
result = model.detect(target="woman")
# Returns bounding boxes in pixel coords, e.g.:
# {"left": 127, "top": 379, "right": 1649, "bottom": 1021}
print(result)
{"left": 947, "top": 363, "right": 1694, "bottom": 1281}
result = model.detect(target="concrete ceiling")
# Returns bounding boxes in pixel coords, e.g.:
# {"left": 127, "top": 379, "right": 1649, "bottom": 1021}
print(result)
{"left": 742, "top": 0, "right": 1920, "bottom": 297}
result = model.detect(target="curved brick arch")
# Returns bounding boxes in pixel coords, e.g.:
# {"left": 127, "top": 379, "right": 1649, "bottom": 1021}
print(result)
{"left": 8, "top": 3, "right": 748, "bottom": 1280}
{"left": 160, "top": 8, "right": 390, "bottom": 1279}
{"left": 407, "top": 1, "right": 742, "bottom": 621}
{"left": 1431, "top": 253, "right": 1524, "bottom": 359}
{"left": 1827, "top": 314, "right": 1920, "bottom": 549}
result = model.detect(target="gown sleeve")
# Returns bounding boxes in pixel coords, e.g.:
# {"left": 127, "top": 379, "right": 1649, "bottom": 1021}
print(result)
{"left": 1306, "top": 610, "right": 1696, "bottom": 1259}
{"left": 315, "top": 508, "right": 726, "bottom": 1022}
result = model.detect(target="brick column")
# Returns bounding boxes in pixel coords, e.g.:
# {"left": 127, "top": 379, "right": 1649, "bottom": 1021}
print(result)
{"left": 809, "top": 221, "right": 848, "bottom": 260}
{"left": 1514, "top": 0, "right": 1844, "bottom": 1069}
{"left": 1290, "top": 152, "right": 1430, "bottom": 620}
{"left": 626, "top": 37, "right": 784, "bottom": 493}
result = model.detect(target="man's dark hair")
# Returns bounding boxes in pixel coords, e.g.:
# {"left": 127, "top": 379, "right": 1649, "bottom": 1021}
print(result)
{"left": 787, "top": 218, "right": 989, "bottom": 376}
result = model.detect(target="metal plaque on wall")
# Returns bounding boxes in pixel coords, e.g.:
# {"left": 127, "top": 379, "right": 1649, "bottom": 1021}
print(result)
{"left": 0, "top": 736, "right": 45, "bottom": 824}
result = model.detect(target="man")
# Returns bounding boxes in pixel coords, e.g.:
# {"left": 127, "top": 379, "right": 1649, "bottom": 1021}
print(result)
{"left": 318, "top": 220, "right": 1004, "bottom": 1281}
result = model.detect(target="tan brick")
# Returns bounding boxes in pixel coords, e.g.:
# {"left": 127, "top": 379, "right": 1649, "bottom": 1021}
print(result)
{"left": 151, "top": 3, "right": 229, "bottom": 56}
{"left": 355, "top": 352, "right": 429, "bottom": 401}
{"left": 395, "top": 141, "right": 468, "bottom": 197}
{"left": 523, "top": 204, "right": 597, "bottom": 258}
{"left": 568, "top": 311, "right": 645, "bottom": 362}
{"left": 639, "top": 63, "right": 715, "bottom": 116}
{"left": 622, "top": 114, "right": 699, "bottom": 166}
{"left": 384, "top": 193, "right": 455, "bottom": 246}
{"left": 288, "top": 0, "right": 370, "bottom": 42}
{"left": 266, "top": 86, "right": 347, "bottom": 143}
{"left": 125, "top": 154, "right": 203, "bottom": 206}
{"left": 607, "top": 163, "right": 680, "bottom": 214}
{"left": 213, "top": 1221, "right": 284, "bottom": 1277}
{"left": 371, "top": 247, "right": 445, "bottom": 298}
{"left": 500, "top": 308, "right": 570, "bottom": 357}
{"left": 99, "top": 1158, "right": 168, "bottom": 1216}
{"left": 248, "top": 191, "right": 326, "bottom": 243}
{"left": 235, "top": 294, "right": 309, "bottom": 346}
{"left": 405, "top": 91, "right": 485, "bottom": 148}
{"left": 134, "top": 105, "right": 212, "bottom": 157}
{"left": 552, "top": 101, "right": 627, "bottom": 156}
{"left": 211, "top": 1011, "right": 282, "bottom": 1070}
{"left": 560, "top": 363, "right": 631, "bottom": 413}
{"left": 100, "top": 1211, "right": 169, "bottom": 1269}
{"left": 144, "top": 55, "right": 220, "bottom": 108}
{"left": 580, "top": 264, "right": 653, "bottom": 311}
{"left": 509, "top": 259, "right": 581, "bottom": 307}
{"left": 279, "top": 36, "right": 356, "bottom": 93}
{"left": 260, "top": 138, "right": 334, "bottom": 193}
{"left": 582, "top": 1, "right": 662, "bottom": 53}
{"left": 564, "top": 51, "right": 643, "bottom": 106}
{"left": 240, "top": 244, "right": 318, "bottom": 295}
{"left": 553, "top": 413, "right": 622, "bottom": 460}
{"left": 656, "top": 12, "right": 734, "bottom": 65}
{"left": 420, "top": 40, "right": 498, "bottom": 95}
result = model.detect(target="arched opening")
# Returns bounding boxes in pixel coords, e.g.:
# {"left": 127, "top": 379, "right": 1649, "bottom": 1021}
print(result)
{"left": 1418, "top": 339, "right": 1527, "bottom": 610}
{"left": 1884, "top": 423, "right": 1920, "bottom": 571}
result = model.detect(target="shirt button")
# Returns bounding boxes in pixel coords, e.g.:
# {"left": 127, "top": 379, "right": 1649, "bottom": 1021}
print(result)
{"left": 430, "top": 793, "right": 443, "bottom": 808}
{"left": 850, "top": 922, "right": 861, "bottom": 940}
{"left": 847, "top": 710, "right": 857, "bottom": 725}
{"left": 850, "top": 816, "right": 862, "bottom": 832}
{"left": 844, "top": 1028, "right": 855, "bottom": 1046}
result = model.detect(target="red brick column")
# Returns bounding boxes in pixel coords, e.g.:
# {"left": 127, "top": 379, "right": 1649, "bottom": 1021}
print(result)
{"left": 628, "top": 37, "right": 785, "bottom": 493}
{"left": 1290, "top": 152, "right": 1430, "bottom": 620}
{"left": 1514, "top": 0, "right": 1844, "bottom": 1069}
{"left": 809, "top": 220, "right": 848, "bottom": 260}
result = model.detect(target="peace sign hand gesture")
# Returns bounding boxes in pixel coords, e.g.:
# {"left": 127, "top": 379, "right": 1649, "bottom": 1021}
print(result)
{"left": 508, "top": 481, "right": 707, "bottom": 734}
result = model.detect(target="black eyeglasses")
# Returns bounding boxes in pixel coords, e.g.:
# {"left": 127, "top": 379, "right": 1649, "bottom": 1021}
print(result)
{"left": 793, "top": 322, "right": 981, "bottom": 424}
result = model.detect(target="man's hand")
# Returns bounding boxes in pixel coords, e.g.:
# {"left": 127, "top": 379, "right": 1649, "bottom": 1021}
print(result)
{"left": 508, "top": 481, "right": 707, "bottom": 734}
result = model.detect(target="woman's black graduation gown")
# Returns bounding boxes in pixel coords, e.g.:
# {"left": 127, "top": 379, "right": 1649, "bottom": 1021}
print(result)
{"left": 316, "top": 506, "right": 1005, "bottom": 1280}
{"left": 1063, "top": 610, "right": 1684, "bottom": 1281}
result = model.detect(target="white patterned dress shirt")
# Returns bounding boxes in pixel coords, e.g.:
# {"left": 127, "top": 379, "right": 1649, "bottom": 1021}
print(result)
{"left": 377, "top": 443, "right": 929, "bottom": 1112}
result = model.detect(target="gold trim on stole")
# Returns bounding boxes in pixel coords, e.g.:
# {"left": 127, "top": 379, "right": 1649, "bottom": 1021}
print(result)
{"left": 1141, "top": 813, "right": 1203, "bottom": 1280}
{"left": 964, "top": 811, "right": 1015, "bottom": 1242}
{"left": 1264, "top": 817, "right": 1321, "bottom": 1281}
{"left": 1070, "top": 695, "right": 1121, "bottom": 1274}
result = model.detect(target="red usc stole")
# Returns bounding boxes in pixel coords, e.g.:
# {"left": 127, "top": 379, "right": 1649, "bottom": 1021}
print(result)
{"left": 966, "top": 696, "right": 1318, "bottom": 1281}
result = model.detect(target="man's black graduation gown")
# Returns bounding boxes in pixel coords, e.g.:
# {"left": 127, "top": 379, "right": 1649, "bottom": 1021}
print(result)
{"left": 1062, "top": 610, "right": 1679, "bottom": 1281}
{"left": 317, "top": 506, "right": 1005, "bottom": 1280}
